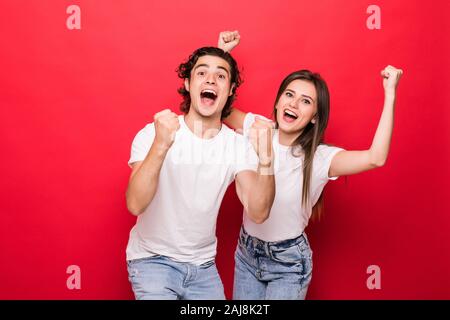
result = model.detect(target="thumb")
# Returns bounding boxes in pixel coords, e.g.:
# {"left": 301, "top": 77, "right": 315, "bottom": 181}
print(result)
{"left": 381, "top": 70, "right": 390, "bottom": 78}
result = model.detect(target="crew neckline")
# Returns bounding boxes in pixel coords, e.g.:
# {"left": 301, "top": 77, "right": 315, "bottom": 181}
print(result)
{"left": 179, "top": 115, "right": 225, "bottom": 143}
{"left": 275, "top": 131, "right": 292, "bottom": 151}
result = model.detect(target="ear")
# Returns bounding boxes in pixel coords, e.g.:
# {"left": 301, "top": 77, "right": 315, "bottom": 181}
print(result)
{"left": 228, "top": 83, "right": 235, "bottom": 96}
{"left": 184, "top": 78, "right": 190, "bottom": 92}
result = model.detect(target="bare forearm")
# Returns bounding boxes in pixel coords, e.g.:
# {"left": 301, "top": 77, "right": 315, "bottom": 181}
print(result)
{"left": 223, "top": 108, "right": 246, "bottom": 131}
{"left": 328, "top": 66, "right": 402, "bottom": 177}
{"left": 328, "top": 94, "right": 395, "bottom": 177}
{"left": 126, "top": 142, "right": 168, "bottom": 216}
{"left": 247, "top": 166, "right": 275, "bottom": 223}
{"left": 369, "top": 92, "right": 396, "bottom": 166}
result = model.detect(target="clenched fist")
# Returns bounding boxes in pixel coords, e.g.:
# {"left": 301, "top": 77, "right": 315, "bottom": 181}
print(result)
{"left": 248, "top": 117, "right": 275, "bottom": 167}
{"left": 381, "top": 65, "right": 403, "bottom": 94}
{"left": 153, "top": 109, "right": 180, "bottom": 150}
{"left": 218, "top": 30, "right": 240, "bottom": 53}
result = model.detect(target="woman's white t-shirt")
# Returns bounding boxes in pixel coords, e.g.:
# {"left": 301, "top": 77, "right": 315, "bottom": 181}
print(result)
{"left": 242, "top": 113, "right": 344, "bottom": 242}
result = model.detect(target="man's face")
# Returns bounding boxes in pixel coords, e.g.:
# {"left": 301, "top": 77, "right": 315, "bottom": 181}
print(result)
{"left": 185, "top": 55, "right": 234, "bottom": 119}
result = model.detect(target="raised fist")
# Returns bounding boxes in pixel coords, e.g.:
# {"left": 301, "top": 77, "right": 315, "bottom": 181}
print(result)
{"left": 218, "top": 30, "right": 240, "bottom": 52}
{"left": 381, "top": 65, "right": 403, "bottom": 93}
{"left": 248, "top": 117, "right": 275, "bottom": 166}
{"left": 153, "top": 109, "right": 180, "bottom": 150}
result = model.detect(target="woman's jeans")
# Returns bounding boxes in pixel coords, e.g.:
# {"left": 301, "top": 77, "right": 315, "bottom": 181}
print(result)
{"left": 233, "top": 227, "right": 313, "bottom": 300}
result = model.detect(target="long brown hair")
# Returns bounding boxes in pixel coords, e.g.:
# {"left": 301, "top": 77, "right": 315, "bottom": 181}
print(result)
{"left": 273, "top": 70, "right": 330, "bottom": 217}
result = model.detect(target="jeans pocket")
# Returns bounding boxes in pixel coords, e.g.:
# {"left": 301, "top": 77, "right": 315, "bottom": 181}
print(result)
{"left": 299, "top": 249, "right": 313, "bottom": 288}
{"left": 270, "top": 245, "right": 303, "bottom": 265}
{"left": 296, "top": 241, "right": 313, "bottom": 285}
{"left": 298, "top": 238, "right": 313, "bottom": 258}
{"left": 127, "top": 255, "right": 162, "bottom": 280}
{"left": 127, "top": 263, "right": 139, "bottom": 281}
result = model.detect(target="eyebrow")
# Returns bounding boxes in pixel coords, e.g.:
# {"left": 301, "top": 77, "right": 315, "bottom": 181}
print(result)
{"left": 194, "top": 64, "right": 230, "bottom": 76}
{"left": 286, "top": 89, "right": 315, "bottom": 102}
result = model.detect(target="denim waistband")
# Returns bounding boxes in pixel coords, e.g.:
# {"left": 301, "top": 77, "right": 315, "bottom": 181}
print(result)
{"left": 239, "top": 227, "right": 308, "bottom": 252}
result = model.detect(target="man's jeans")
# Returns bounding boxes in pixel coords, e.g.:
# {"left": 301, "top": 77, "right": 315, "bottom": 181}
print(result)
{"left": 127, "top": 255, "right": 225, "bottom": 300}
{"left": 233, "top": 227, "right": 313, "bottom": 300}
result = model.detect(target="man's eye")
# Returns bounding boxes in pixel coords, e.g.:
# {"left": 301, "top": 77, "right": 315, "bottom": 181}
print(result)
{"left": 218, "top": 74, "right": 226, "bottom": 79}
{"left": 198, "top": 71, "right": 205, "bottom": 76}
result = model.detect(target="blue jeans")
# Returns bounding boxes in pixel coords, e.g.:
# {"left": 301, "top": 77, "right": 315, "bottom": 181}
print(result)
{"left": 127, "top": 255, "right": 225, "bottom": 300}
{"left": 233, "top": 227, "right": 313, "bottom": 300}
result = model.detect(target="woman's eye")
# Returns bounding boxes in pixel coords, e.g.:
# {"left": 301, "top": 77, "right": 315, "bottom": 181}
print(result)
{"left": 285, "top": 92, "right": 293, "bottom": 97}
{"left": 198, "top": 71, "right": 205, "bottom": 76}
{"left": 303, "top": 99, "right": 311, "bottom": 104}
{"left": 218, "top": 74, "right": 226, "bottom": 80}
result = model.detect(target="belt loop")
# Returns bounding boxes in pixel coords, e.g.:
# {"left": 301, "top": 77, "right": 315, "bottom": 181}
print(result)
{"left": 264, "top": 242, "right": 270, "bottom": 257}
{"left": 241, "top": 227, "right": 249, "bottom": 248}
{"left": 240, "top": 226, "right": 245, "bottom": 243}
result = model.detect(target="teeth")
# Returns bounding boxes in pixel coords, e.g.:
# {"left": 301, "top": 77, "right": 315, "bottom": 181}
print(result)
{"left": 201, "top": 89, "right": 217, "bottom": 96}
{"left": 284, "top": 109, "right": 298, "bottom": 118}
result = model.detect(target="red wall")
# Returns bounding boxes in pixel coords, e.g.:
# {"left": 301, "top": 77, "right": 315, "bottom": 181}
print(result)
{"left": 1, "top": 0, "right": 449, "bottom": 299}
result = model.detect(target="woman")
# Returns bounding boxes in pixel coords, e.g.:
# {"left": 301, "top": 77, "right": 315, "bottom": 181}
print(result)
{"left": 218, "top": 31, "right": 403, "bottom": 299}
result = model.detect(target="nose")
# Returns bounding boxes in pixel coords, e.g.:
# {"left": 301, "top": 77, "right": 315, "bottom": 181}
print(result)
{"left": 289, "top": 98, "right": 298, "bottom": 108}
{"left": 206, "top": 74, "right": 216, "bottom": 85}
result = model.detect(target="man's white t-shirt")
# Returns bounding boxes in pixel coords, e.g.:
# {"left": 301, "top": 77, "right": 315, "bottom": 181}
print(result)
{"left": 242, "top": 113, "right": 344, "bottom": 242}
{"left": 126, "top": 115, "right": 258, "bottom": 265}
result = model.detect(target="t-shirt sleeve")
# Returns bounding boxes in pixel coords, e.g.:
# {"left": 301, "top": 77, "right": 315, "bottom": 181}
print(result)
{"left": 128, "top": 123, "right": 156, "bottom": 168}
{"left": 243, "top": 112, "right": 256, "bottom": 139}
{"left": 315, "top": 144, "right": 345, "bottom": 181}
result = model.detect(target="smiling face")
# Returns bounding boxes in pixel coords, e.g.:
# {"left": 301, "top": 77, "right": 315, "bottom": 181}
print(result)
{"left": 275, "top": 79, "right": 318, "bottom": 135}
{"left": 184, "top": 55, "right": 234, "bottom": 119}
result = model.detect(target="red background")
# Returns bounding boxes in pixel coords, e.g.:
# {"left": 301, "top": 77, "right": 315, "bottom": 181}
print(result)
{"left": 1, "top": 0, "right": 449, "bottom": 299}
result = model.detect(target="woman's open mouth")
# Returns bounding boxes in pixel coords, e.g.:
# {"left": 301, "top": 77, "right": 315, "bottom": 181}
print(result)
{"left": 282, "top": 108, "right": 298, "bottom": 123}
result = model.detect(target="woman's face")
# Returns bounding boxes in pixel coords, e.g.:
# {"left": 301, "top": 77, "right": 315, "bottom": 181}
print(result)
{"left": 275, "top": 79, "right": 318, "bottom": 135}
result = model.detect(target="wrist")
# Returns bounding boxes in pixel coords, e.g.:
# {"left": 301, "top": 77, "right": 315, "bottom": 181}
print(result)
{"left": 384, "top": 89, "right": 396, "bottom": 99}
{"left": 152, "top": 139, "right": 171, "bottom": 154}
{"left": 257, "top": 159, "right": 274, "bottom": 175}
{"left": 258, "top": 154, "right": 274, "bottom": 166}
{"left": 258, "top": 159, "right": 272, "bottom": 167}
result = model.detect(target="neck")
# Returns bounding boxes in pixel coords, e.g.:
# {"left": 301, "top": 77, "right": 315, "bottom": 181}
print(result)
{"left": 184, "top": 110, "right": 222, "bottom": 139}
{"left": 278, "top": 129, "right": 302, "bottom": 146}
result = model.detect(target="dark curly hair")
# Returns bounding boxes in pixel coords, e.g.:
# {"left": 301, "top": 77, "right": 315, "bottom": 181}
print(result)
{"left": 176, "top": 47, "right": 242, "bottom": 119}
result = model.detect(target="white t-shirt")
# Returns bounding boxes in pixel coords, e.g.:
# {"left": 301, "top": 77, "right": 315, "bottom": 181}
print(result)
{"left": 242, "top": 113, "right": 344, "bottom": 242}
{"left": 126, "top": 115, "right": 258, "bottom": 265}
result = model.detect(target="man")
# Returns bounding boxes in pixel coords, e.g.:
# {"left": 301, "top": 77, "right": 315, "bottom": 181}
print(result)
{"left": 125, "top": 46, "right": 275, "bottom": 300}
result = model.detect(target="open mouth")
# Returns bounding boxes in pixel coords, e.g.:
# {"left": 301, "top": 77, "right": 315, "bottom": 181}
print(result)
{"left": 200, "top": 89, "right": 217, "bottom": 106}
{"left": 282, "top": 109, "right": 298, "bottom": 123}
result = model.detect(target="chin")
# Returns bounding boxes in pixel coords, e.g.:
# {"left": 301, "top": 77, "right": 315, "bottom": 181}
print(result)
{"left": 278, "top": 121, "right": 302, "bottom": 134}
{"left": 197, "top": 105, "right": 220, "bottom": 118}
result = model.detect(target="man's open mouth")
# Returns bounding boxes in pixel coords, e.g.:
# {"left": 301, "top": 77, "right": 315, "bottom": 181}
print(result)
{"left": 200, "top": 89, "right": 218, "bottom": 106}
